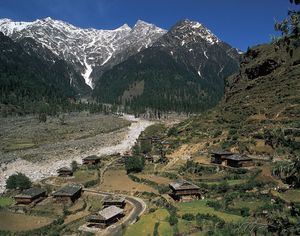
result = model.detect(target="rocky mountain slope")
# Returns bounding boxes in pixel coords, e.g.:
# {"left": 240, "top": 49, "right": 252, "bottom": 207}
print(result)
{"left": 0, "top": 18, "right": 166, "bottom": 88}
{"left": 93, "top": 19, "right": 240, "bottom": 112}
{"left": 169, "top": 35, "right": 300, "bottom": 156}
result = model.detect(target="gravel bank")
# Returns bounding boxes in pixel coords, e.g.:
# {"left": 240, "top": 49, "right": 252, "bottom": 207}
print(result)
{"left": 0, "top": 115, "right": 153, "bottom": 193}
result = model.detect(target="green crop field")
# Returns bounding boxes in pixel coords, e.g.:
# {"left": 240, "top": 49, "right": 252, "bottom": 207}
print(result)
{"left": 177, "top": 200, "right": 243, "bottom": 223}
{"left": 125, "top": 209, "right": 171, "bottom": 236}
{"left": 0, "top": 197, "right": 14, "bottom": 207}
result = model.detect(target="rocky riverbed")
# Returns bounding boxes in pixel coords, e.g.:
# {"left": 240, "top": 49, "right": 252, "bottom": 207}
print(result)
{"left": 0, "top": 114, "right": 153, "bottom": 193}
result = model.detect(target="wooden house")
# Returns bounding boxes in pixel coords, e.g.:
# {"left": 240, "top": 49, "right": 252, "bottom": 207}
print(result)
{"left": 224, "top": 154, "right": 253, "bottom": 168}
{"left": 210, "top": 150, "right": 234, "bottom": 164}
{"left": 57, "top": 167, "right": 73, "bottom": 177}
{"left": 82, "top": 155, "right": 101, "bottom": 165}
{"left": 53, "top": 185, "right": 82, "bottom": 202}
{"left": 169, "top": 180, "right": 200, "bottom": 200}
{"left": 14, "top": 188, "right": 46, "bottom": 204}
{"left": 144, "top": 153, "right": 154, "bottom": 163}
{"left": 87, "top": 206, "right": 124, "bottom": 228}
{"left": 103, "top": 196, "right": 126, "bottom": 208}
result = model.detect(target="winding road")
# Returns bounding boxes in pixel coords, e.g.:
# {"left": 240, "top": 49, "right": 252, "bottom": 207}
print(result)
{"left": 83, "top": 189, "right": 146, "bottom": 236}
{"left": 83, "top": 153, "right": 147, "bottom": 236}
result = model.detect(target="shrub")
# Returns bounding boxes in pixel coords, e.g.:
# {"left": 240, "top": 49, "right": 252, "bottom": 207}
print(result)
{"left": 240, "top": 207, "right": 250, "bottom": 217}
{"left": 167, "top": 127, "right": 178, "bottom": 136}
{"left": 6, "top": 173, "right": 32, "bottom": 190}
{"left": 125, "top": 156, "right": 145, "bottom": 174}
{"left": 140, "top": 139, "right": 152, "bottom": 154}
{"left": 229, "top": 128, "right": 237, "bottom": 136}
{"left": 153, "top": 222, "right": 159, "bottom": 236}
{"left": 158, "top": 185, "right": 169, "bottom": 194}
{"left": 38, "top": 113, "right": 47, "bottom": 123}
{"left": 212, "top": 130, "right": 222, "bottom": 138}
{"left": 207, "top": 200, "right": 222, "bottom": 210}
{"left": 71, "top": 160, "right": 78, "bottom": 172}
{"left": 217, "top": 181, "right": 230, "bottom": 193}
{"left": 182, "top": 213, "right": 195, "bottom": 221}
{"left": 168, "top": 214, "right": 178, "bottom": 226}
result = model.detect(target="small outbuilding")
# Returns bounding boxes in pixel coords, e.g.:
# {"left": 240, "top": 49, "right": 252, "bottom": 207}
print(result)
{"left": 82, "top": 155, "right": 101, "bottom": 165}
{"left": 224, "top": 154, "right": 253, "bottom": 168}
{"left": 14, "top": 187, "right": 47, "bottom": 204}
{"left": 53, "top": 185, "right": 82, "bottom": 202}
{"left": 103, "top": 196, "right": 126, "bottom": 208}
{"left": 169, "top": 180, "right": 200, "bottom": 201}
{"left": 87, "top": 206, "right": 124, "bottom": 228}
{"left": 57, "top": 167, "right": 73, "bottom": 177}
{"left": 210, "top": 150, "right": 234, "bottom": 164}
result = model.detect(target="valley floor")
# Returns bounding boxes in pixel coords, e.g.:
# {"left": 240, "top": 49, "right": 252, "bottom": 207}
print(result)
{"left": 0, "top": 113, "right": 153, "bottom": 193}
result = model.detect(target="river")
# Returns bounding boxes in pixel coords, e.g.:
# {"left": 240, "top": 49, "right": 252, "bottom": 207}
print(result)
{"left": 0, "top": 115, "right": 154, "bottom": 193}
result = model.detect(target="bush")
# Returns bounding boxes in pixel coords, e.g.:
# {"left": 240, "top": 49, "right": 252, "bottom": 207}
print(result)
{"left": 158, "top": 185, "right": 169, "bottom": 194}
{"left": 153, "top": 222, "right": 159, "bottom": 236}
{"left": 182, "top": 213, "right": 195, "bottom": 221}
{"left": 168, "top": 214, "right": 178, "bottom": 226}
{"left": 167, "top": 127, "right": 178, "bottom": 136}
{"left": 212, "top": 130, "right": 222, "bottom": 138}
{"left": 125, "top": 156, "right": 145, "bottom": 174}
{"left": 229, "top": 128, "right": 237, "bottom": 136}
{"left": 6, "top": 173, "right": 32, "bottom": 190}
{"left": 207, "top": 200, "right": 222, "bottom": 210}
{"left": 217, "top": 181, "right": 230, "bottom": 193}
{"left": 38, "top": 113, "right": 47, "bottom": 123}
{"left": 140, "top": 139, "right": 152, "bottom": 154}
{"left": 71, "top": 160, "right": 78, "bottom": 172}
{"left": 240, "top": 207, "right": 250, "bottom": 217}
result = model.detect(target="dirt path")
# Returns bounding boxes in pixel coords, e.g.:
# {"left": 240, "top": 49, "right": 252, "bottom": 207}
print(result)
{"left": 0, "top": 115, "right": 153, "bottom": 193}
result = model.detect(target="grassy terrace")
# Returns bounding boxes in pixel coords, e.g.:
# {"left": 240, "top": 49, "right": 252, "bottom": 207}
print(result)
{"left": 125, "top": 209, "right": 172, "bottom": 236}
{"left": 176, "top": 200, "right": 243, "bottom": 223}
{"left": 0, "top": 197, "right": 15, "bottom": 207}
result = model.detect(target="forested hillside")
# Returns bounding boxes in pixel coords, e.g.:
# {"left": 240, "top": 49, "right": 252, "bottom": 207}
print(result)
{"left": 0, "top": 33, "right": 89, "bottom": 116}
{"left": 93, "top": 20, "right": 240, "bottom": 113}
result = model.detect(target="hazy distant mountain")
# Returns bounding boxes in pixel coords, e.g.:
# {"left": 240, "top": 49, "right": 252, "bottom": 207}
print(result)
{"left": 0, "top": 17, "right": 166, "bottom": 88}
{"left": 93, "top": 19, "right": 240, "bottom": 112}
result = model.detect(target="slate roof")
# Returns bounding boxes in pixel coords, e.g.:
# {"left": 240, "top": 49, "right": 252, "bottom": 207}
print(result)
{"left": 210, "top": 150, "right": 234, "bottom": 155}
{"left": 88, "top": 206, "right": 123, "bottom": 221}
{"left": 57, "top": 167, "right": 72, "bottom": 172}
{"left": 103, "top": 196, "right": 125, "bottom": 203}
{"left": 224, "top": 154, "right": 252, "bottom": 161}
{"left": 53, "top": 185, "right": 82, "bottom": 197}
{"left": 15, "top": 187, "right": 46, "bottom": 199}
{"left": 169, "top": 180, "right": 200, "bottom": 190}
{"left": 83, "top": 155, "right": 101, "bottom": 161}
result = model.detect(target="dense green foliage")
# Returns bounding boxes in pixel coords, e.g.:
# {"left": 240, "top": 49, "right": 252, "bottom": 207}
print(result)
{"left": 6, "top": 173, "right": 32, "bottom": 190}
{"left": 94, "top": 49, "right": 224, "bottom": 113}
{"left": 0, "top": 33, "right": 74, "bottom": 115}
{"left": 71, "top": 161, "right": 79, "bottom": 172}
{"left": 125, "top": 156, "right": 145, "bottom": 174}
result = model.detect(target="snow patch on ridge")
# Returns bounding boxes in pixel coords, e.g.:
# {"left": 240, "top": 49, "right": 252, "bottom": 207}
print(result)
{"left": 82, "top": 57, "right": 93, "bottom": 88}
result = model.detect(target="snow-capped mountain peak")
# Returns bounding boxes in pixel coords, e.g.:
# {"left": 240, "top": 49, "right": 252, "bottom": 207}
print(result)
{"left": 0, "top": 17, "right": 166, "bottom": 88}
{"left": 171, "top": 19, "right": 220, "bottom": 45}
{"left": 117, "top": 23, "right": 131, "bottom": 31}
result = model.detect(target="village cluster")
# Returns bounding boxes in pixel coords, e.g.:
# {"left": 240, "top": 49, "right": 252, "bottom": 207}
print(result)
{"left": 10, "top": 147, "right": 256, "bottom": 231}
{"left": 11, "top": 155, "right": 126, "bottom": 229}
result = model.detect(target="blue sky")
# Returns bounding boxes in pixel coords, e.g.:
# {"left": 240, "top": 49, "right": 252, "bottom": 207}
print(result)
{"left": 0, "top": 0, "right": 297, "bottom": 50}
